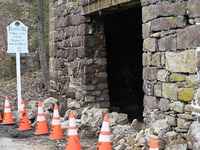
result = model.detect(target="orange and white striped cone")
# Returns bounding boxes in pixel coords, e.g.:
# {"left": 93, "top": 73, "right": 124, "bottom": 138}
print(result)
{"left": 150, "top": 137, "right": 159, "bottom": 150}
{"left": 66, "top": 112, "right": 81, "bottom": 150}
{"left": 18, "top": 99, "right": 32, "bottom": 131}
{"left": 49, "top": 104, "right": 63, "bottom": 139}
{"left": 33, "top": 101, "right": 49, "bottom": 135}
{"left": 1, "top": 96, "right": 15, "bottom": 125}
{"left": 96, "top": 114, "right": 112, "bottom": 150}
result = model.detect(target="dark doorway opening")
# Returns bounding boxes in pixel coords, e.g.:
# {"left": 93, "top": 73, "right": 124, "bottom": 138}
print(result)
{"left": 105, "top": 7, "right": 143, "bottom": 121}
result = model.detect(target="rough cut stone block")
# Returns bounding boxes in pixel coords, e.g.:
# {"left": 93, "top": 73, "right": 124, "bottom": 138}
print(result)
{"left": 166, "top": 115, "right": 177, "bottom": 127}
{"left": 178, "top": 114, "right": 195, "bottom": 120}
{"left": 169, "top": 101, "right": 184, "bottom": 113}
{"left": 157, "top": 69, "right": 169, "bottom": 82}
{"left": 140, "top": 0, "right": 159, "bottom": 6}
{"left": 78, "top": 24, "right": 91, "bottom": 35}
{"left": 84, "top": 66, "right": 96, "bottom": 74}
{"left": 188, "top": 0, "right": 200, "bottom": 17}
{"left": 158, "top": 35, "right": 176, "bottom": 51}
{"left": 142, "top": 23, "right": 151, "bottom": 39}
{"left": 165, "top": 50, "right": 197, "bottom": 73}
{"left": 158, "top": 3, "right": 187, "bottom": 17}
{"left": 143, "top": 38, "right": 158, "bottom": 52}
{"left": 154, "top": 83, "right": 162, "bottom": 97}
{"left": 162, "top": 83, "right": 178, "bottom": 100}
{"left": 85, "top": 96, "right": 95, "bottom": 102}
{"left": 142, "top": 5, "right": 159, "bottom": 23}
{"left": 143, "top": 95, "right": 158, "bottom": 109}
{"left": 197, "top": 50, "right": 200, "bottom": 72}
{"left": 99, "top": 102, "right": 110, "bottom": 108}
{"left": 170, "top": 73, "right": 185, "bottom": 82}
{"left": 158, "top": 98, "right": 170, "bottom": 111}
{"left": 185, "top": 75, "right": 199, "bottom": 88}
{"left": 178, "top": 88, "right": 195, "bottom": 102}
{"left": 68, "top": 48, "right": 77, "bottom": 61}
{"left": 77, "top": 47, "right": 85, "bottom": 58}
{"left": 83, "top": 36, "right": 100, "bottom": 47}
{"left": 142, "top": 52, "right": 152, "bottom": 66}
{"left": 97, "top": 83, "right": 108, "bottom": 90}
{"left": 150, "top": 16, "right": 186, "bottom": 32}
{"left": 142, "top": 53, "right": 148, "bottom": 66}
{"left": 161, "top": 52, "right": 165, "bottom": 67}
{"left": 143, "top": 81, "right": 154, "bottom": 95}
{"left": 143, "top": 67, "right": 157, "bottom": 81}
{"left": 86, "top": 85, "right": 97, "bottom": 91}
{"left": 185, "top": 104, "right": 194, "bottom": 112}
{"left": 71, "top": 13, "right": 86, "bottom": 25}
{"left": 143, "top": 80, "right": 154, "bottom": 95}
{"left": 71, "top": 36, "right": 81, "bottom": 47}
{"left": 177, "top": 118, "right": 192, "bottom": 129}
{"left": 177, "top": 25, "right": 200, "bottom": 49}
{"left": 152, "top": 52, "right": 161, "bottom": 67}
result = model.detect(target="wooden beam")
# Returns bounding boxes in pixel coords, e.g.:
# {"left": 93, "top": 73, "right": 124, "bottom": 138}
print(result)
{"left": 82, "top": 0, "right": 140, "bottom": 15}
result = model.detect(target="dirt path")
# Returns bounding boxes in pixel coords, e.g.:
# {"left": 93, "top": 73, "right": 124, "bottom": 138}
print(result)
{"left": 0, "top": 123, "right": 97, "bottom": 150}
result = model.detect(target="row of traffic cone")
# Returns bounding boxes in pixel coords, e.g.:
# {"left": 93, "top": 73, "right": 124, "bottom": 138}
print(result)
{"left": 0, "top": 96, "right": 159, "bottom": 150}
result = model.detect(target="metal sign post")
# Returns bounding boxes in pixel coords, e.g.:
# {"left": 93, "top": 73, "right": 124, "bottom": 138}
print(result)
{"left": 16, "top": 48, "right": 22, "bottom": 110}
{"left": 7, "top": 20, "right": 29, "bottom": 110}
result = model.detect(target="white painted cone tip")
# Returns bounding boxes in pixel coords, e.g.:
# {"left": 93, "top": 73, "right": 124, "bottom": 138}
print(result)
{"left": 101, "top": 122, "right": 110, "bottom": 132}
{"left": 5, "top": 100, "right": 10, "bottom": 106}
{"left": 53, "top": 110, "right": 60, "bottom": 117}
{"left": 38, "top": 107, "right": 44, "bottom": 114}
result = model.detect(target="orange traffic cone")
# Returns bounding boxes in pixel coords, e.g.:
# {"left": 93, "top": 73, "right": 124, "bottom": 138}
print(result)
{"left": 0, "top": 113, "right": 2, "bottom": 121}
{"left": 33, "top": 101, "right": 49, "bottom": 135}
{"left": 49, "top": 104, "right": 63, "bottom": 139}
{"left": 18, "top": 99, "right": 32, "bottom": 131}
{"left": 1, "top": 96, "right": 15, "bottom": 125}
{"left": 150, "top": 137, "right": 159, "bottom": 150}
{"left": 96, "top": 114, "right": 112, "bottom": 150}
{"left": 66, "top": 112, "right": 81, "bottom": 150}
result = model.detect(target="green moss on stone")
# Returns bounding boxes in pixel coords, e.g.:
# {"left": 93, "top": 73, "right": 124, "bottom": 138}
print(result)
{"left": 178, "top": 88, "right": 195, "bottom": 102}
{"left": 170, "top": 74, "right": 185, "bottom": 82}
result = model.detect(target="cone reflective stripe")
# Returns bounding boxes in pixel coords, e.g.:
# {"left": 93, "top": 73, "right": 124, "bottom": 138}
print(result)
{"left": 96, "top": 114, "right": 112, "bottom": 150}
{"left": 50, "top": 104, "right": 63, "bottom": 139}
{"left": 2, "top": 96, "right": 15, "bottom": 125}
{"left": 150, "top": 137, "right": 159, "bottom": 150}
{"left": 66, "top": 112, "right": 81, "bottom": 150}
{"left": 34, "top": 101, "right": 49, "bottom": 135}
{"left": 18, "top": 99, "right": 32, "bottom": 131}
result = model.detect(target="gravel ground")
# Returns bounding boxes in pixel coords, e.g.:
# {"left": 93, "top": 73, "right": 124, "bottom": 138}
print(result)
{"left": 0, "top": 71, "right": 98, "bottom": 150}
{"left": 0, "top": 121, "right": 97, "bottom": 150}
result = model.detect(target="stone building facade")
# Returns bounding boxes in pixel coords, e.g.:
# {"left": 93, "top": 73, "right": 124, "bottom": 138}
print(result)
{"left": 49, "top": 0, "right": 200, "bottom": 134}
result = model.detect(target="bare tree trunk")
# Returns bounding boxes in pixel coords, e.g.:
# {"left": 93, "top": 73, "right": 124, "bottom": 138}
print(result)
{"left": 37, "top": 0, "right": 49, "bottom": 90}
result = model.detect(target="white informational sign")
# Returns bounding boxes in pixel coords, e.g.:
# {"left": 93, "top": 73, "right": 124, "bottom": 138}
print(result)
{"left": 6, "top": 20, "right": 29, "bottom": 110}
{"left": 7, "top": 20, "right": 29, "bottom": 53}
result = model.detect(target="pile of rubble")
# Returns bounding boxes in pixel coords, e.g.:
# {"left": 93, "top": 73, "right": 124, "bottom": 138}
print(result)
{"left": 10, "top": 97, "right": 200, "bottom": 149}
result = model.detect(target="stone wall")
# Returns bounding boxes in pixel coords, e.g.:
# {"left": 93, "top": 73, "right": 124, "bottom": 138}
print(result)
{"left": 49, "top": 0, "right": 109, "bottom": 109}
{"left": 50, "top": 0, "right": 200, "bottom": 137}
{"left": 142, "top": 0, "right": 200, "bottom": 134}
